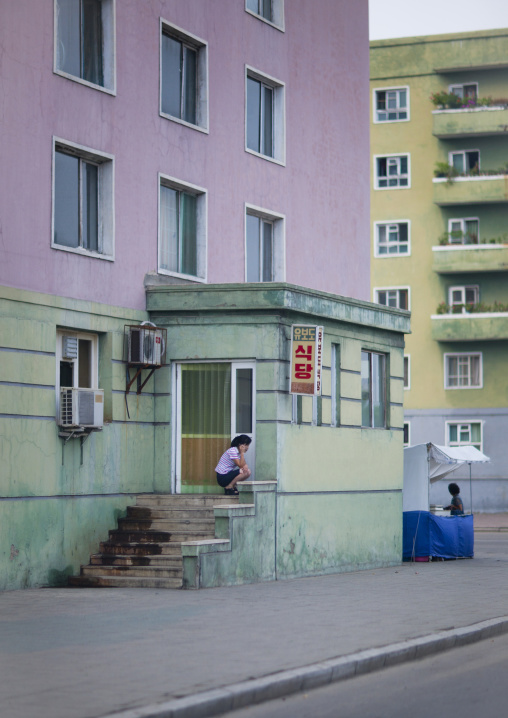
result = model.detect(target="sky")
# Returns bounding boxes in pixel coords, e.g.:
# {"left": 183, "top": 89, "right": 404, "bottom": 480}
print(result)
{"left": 369, "top": 0, "right": 508, "bottom": 40}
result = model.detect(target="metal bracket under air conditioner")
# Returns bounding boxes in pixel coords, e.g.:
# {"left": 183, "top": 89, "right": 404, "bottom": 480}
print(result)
{"left": 58, "top": 426, "right": 103, "bottom": 443}
{"left": 125, "top": 365, "right": 160, "bottom": 395}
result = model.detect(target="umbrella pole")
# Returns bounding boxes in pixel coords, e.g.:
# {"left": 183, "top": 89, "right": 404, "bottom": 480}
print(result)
{"left": 469, "top": 462, "right": 473, "bottom": 514}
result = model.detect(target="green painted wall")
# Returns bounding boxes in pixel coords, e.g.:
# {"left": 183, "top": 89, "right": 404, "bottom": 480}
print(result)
{"left": 0, "top": 287, "right": 168, "bottom": 589}
{"left": 2, "top": 282, "right": 409, "bottom": 588}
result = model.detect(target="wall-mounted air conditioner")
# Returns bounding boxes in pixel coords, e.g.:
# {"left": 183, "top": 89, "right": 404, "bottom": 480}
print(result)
{"left": 127, "top": 325, "right": 165, "bottom": 366}
{"left": 59, "top": 388, "right": 104, "bottom": 429}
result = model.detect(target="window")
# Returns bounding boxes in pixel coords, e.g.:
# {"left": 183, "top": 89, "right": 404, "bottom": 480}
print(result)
{"left": 52, "top": 139, "right": 114, "bottom": 259}
{"left": 449, "top": 286, "right": 479, "bottom": 313}
{"left": 448, "top": 218, "right": 479, "bottom": 245}
{"left": 374, "top": 87, "right": 409, "bottom": 122}
{"left": 449, "top": 150, "right": 479, "bottom": 174}
{"left": 56, "top": 330, "right": 99, "bottom": 417}
{"left": 449, "top": 83, "right": 477, "bottom": 100}
{"left": 361, "top": 351, "right": 386, "bottom": 428}
{"left": 445, "top": 353, "right": 482, "bottom": 389}
{"left": 447, "top": 421, "right": 482, "bottom": 452}
{"left": 246, "top": 0, "right": 284, "bottom": 29}
{"left": 159, "top": 175, "right": 207, "bottom": 281}
{"left": 160, "top": 21, "right": 208, "bottom": 131}
{"left": 375, "top": 155, "right": 410, "bottom": 189}
{"left": 374, "top": 287, "right": 409, "bottom": 310}
{"left": 245, "top": 205, "right": 285, "bottom": 282}
{"left": 403, "top": 422, "right": 410, "bottom": 447}
{"left": 246, "top": 66, "right": 285, "bottom": 164}
{"left": 374, "top": 222, "right": 410, "bottom": 257}
{"left": 54, "top": 0, "right": 115, "bottom": 92}
{"left": 404, "top": 355, "right": 410, "bottom": 390}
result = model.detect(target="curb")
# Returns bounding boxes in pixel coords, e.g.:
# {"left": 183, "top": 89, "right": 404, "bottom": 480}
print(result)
{"left": 102, "top": 616, "right": 508, "bottom": 718}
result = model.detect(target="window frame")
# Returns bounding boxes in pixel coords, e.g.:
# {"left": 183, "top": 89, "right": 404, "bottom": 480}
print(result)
{"left": 449, "top": 149, "right": 480, "bottom": 174}
{"left": 373, "top": 286, "right": 410, "bottom": 311}
{"left": 245, "top": 65, "right": 286, "bottom": 166}
{"left": 361, "top": 350, "right": 387, "bottom": 429}
{"left": 448, "top": 285, "right": 480, "bottom": 312}
{"left": 444, "top": 352, "right": 483, "bottom": 390}
{"left": 373, "top": 86, "right": 410, "bottom": 123}
{"left": 403, "top": 421, "right": 410, "bottom": 447}
{"left": 56, "top": 329, "right": 99, "bottom": 418}
{"left": 54, "top": 0, "right": 116, "bottom": 94}
{"left": 52, "top": 137, "right": 115, "bottom": 261}
{"left": 448, "top": 217, "right": 479, "bottom": 245}
{"left": 245, "top": 0, "right": 285, "bottom": 31}
{"left": 244, "top": 203, "right": 285, "bottom": 283}
{"left": 404, "top": 355, "right": 410, "bottom": 390}
{"left": 374, "top": 153, "right": 410, "bottom": 190}
{"left": 158, "top": 173, "right": 207, "bottom": 282}
{"left": 449, "top": 82, "right": 478, "bottom": 100}
{"left": 374, "top": 220, "right": 411, "bottom": 257}
{"left": 446, "top": 420, "right": 483, "bottom": 452}
{"left": 159, "top": 18, "right": 209, "bottom": 133}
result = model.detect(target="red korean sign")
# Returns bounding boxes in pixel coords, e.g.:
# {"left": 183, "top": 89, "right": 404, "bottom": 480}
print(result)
{"left": 289, "top": 325, "right": 323, "bottom": 395}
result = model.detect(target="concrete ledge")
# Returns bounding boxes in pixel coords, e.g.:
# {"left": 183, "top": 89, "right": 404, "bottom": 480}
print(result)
{"left": 100, "top": 615, "right": 508, "bottom": 718}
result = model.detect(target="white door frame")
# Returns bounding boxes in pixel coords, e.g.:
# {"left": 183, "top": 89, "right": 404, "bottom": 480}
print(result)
{"left": 173, "top": 360, "right": 256, "bottom": 493}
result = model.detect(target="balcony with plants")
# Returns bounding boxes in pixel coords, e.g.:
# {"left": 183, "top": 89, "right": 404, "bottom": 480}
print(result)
{"left": 431, "top": 92, "right": 508, "bottom": 138}
{"left": 433, "top": 160, "right": 508, "bottom": 205}
{"left": 431, "top": 299, "right": 508, "bottom": 341}
{"left": 432, "top": 229, "right": 508, "bottom": 273}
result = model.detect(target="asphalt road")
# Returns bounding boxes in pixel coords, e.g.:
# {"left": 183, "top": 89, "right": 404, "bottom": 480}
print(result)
{"left": 225, "top": 628, "right": 508, "bottom": 718}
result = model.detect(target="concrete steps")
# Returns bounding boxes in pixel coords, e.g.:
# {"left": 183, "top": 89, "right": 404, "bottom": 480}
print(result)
{"left": 69, "top": 493, "right": 238, "bottom": 589}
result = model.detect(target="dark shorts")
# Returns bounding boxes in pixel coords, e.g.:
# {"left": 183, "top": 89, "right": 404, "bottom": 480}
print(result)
{"left": 216, "top": 468, "right": 240, "bottom": 487}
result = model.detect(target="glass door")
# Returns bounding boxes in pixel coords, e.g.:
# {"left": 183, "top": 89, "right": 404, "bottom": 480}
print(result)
{"left": 175, "top": 362, "right": 255, "bottom": 493}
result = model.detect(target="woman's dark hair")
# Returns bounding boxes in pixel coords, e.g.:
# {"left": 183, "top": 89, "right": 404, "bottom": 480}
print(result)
{"left": 231, "top": 434, "right": 252, "bottom": 447}
{"left": 448, "top": 483, "right": 460, "bottom": 496}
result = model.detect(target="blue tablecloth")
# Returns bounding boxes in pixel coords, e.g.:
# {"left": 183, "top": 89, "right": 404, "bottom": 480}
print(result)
{"left": 403, "top": 511, "right": 474, "bottom": 560}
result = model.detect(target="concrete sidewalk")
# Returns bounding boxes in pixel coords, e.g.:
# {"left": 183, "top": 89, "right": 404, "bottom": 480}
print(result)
{"left": 2, "top": 532, "right": 508, "bottom": 718}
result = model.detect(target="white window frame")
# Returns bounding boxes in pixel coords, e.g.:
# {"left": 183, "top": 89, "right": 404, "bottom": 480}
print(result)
{"left": 159, "top": 19, "right": 209, "bottom": 133}
{"left": 56, "top": 329, "right": 99, "bottom": 418}
{"left": 448, "top": 217, "right": 480, "bottom": 245}
{"left": 374, "top": 220, "right": 411, "bottom": 257}
{"left": 244, "top": 203, "right": 285, "bottom": 283}
{"left": 158, "top": 173, "right": 207, "bottom": 282}
{"left": 245, "top": 65, "right": 286, "bottom": 166}
{"left": 446, "top": 420, "right": 483, "bottom": 452}
{"left": 449, "top": 82, "right": 478, "bottom": 100}
{"left": 373, "top": 286, "right": 410, "bottom": 311}
{"left": 373, "top": 86, "right": 410, "bottom": 123}
{"left": 54, "top": 0, "right": 116, "bottom": 94}
{"left": 444, "top": 352, "right": 483, "bottom": 390}
{"left": 245, "top": 0, "right": 285, "bottom": 31}
{"left": 448, "top": 285, "right": 480, "bottom": 312}
{"left": 374, "top": 154, "right": 410, "bottom": 190}
{"left": 361, "top": 350, "right": 387, "bottom": 429}
{"left": 403, "top": 421, "right": 410, "bottom": 447}
{"left": 404, "top": 355, "right": 410, "bottom": 390}
{"left": 449, "top": 149, "right": 480, "bottom": 173}
{"left": 52, "top": 137, "right": 115, "bottom": 261}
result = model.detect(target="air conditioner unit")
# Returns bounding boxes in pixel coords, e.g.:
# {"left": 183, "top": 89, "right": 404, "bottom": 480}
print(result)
{"left": 128, "top": 326, "right": 165, "bottom": 366}
{"left": 59, "top": 388, "right": 104, "bottom": 429}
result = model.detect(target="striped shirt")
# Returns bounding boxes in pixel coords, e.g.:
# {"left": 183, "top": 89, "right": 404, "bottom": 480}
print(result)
{"left": 215, "top": 447, "right": 240, "bottom": 474}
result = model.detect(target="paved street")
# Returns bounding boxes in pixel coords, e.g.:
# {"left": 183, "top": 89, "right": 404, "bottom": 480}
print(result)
{"left": 1, "top": 530, "right": 508, "bottom": 718}
{"left": 225, "top": 628, "right": 508, "bottom": 718}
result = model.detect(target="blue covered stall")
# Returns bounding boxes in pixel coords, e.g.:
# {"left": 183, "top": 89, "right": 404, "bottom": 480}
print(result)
{"left": 403, "top": 443, "right": 489, "bottom": 561}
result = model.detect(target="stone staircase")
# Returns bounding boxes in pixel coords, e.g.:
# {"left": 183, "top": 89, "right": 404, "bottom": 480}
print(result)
{"left": 68, "top": 494, "right": 238, "bottom": 589}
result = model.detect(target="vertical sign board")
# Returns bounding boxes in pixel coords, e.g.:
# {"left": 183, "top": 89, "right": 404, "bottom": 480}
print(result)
{"left": 290, "top": 325, "right": 323, "bottom": 395}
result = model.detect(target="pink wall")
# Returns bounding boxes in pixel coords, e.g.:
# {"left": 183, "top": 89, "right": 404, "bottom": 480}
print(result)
{"left": 0, "top": 0, "right": 370, "bottom": 310}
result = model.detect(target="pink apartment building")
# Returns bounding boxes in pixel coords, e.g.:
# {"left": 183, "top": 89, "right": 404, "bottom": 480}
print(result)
{"left": 0, "top": 1, "right": 409, "bottom": 590}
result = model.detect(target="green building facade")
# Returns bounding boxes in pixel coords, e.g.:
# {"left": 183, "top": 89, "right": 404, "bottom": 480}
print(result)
{"left": 371, "top": 29, "right": 508, "bottom": 511}
{"left": 1, "top": 284, "right": 409, "bottom": 590}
